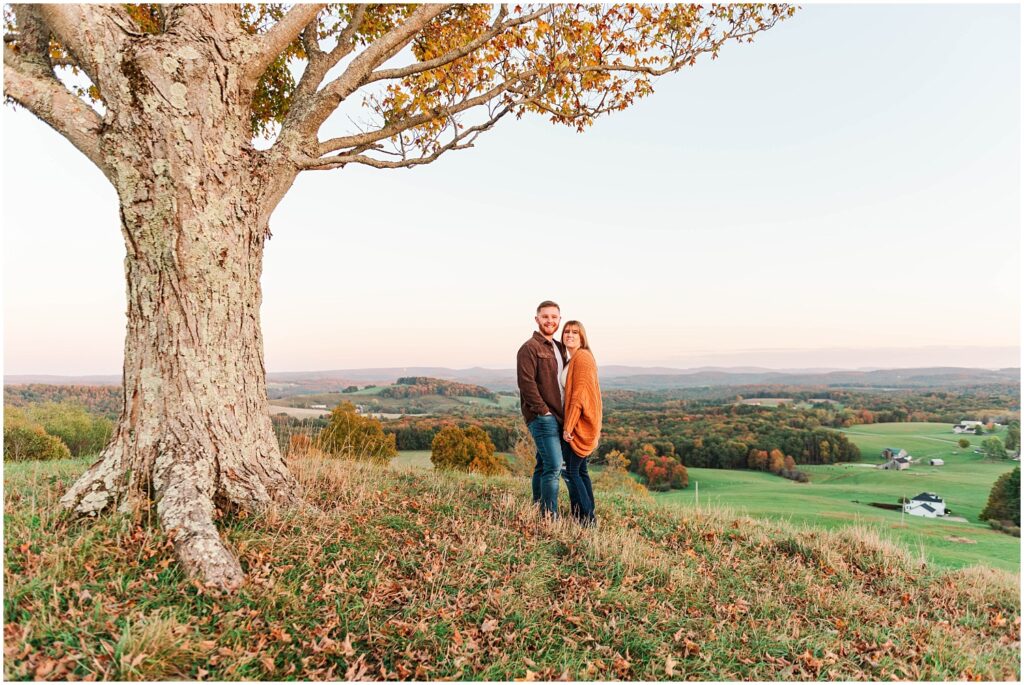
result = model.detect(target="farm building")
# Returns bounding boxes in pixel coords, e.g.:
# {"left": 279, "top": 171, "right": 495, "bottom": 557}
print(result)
{"left": 880, "top": 447, "right": 908, "bottom": 460}
{"left": 928, "top": 458, "right": 944, "bottom": 466}
{"left": 879, "top": 456, "right": 910, "bottom": 471}
{"left": 953, "top": 421, "right": 984, "bottom": 434}
{"left": 903, "top": 492, "right": 946, "bottom": 518}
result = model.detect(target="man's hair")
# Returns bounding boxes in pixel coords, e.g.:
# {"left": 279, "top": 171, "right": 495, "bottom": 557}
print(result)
{"left": 536, "top": 300, "right": 560, "bottom": 313}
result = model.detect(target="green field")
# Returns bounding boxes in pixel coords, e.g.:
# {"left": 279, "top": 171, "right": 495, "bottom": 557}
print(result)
{"left": 452, "top": 395, "right": 519, "bottom": 410}
{"left": 391, "top": 450, "right": 434, "bottom": 469}
{"left": 655, "top": 423, "right": 1020, "bottom": 572}
{"left": 392, "top": 450, "right": 516, "bottom": 470}
{"left": 840, "top": 421, "right": 1006, "bottom": 462}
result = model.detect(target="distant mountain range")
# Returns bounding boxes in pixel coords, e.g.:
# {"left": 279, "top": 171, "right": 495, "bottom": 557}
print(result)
{"left": 7, "top": 366, "right": 1020, "bottom": 394}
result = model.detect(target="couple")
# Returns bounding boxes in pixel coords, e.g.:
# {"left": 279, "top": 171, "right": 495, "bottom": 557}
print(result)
{"left": 516, "top": 300, "right": 603, "bottom": 525}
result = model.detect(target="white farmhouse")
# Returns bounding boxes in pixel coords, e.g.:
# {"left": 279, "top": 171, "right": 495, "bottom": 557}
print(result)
{"left": 953, "top": 421, "right": 984, "bottom": 434}
{"left": 904, "top": 492, "right": 946, "bottom": 518}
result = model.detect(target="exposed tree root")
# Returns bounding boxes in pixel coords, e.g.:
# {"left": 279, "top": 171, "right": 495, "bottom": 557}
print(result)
{"left": 61, "top": 434, "right": 302, "bottom": 592}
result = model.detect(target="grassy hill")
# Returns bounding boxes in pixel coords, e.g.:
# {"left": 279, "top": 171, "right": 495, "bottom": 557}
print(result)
{"left": 4, "top": 457, "right": 1019, "bottom": 680}
{"left": 656, "top": 423, "right": 1019, "bottom": 572}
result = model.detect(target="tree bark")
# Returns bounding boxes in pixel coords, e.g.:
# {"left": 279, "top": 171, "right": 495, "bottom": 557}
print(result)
{"left": 58, "top": 16, "right": 301, "bottom": 592}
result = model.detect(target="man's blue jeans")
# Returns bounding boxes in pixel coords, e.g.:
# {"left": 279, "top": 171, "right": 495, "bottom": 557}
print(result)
{"left": 528, "top": 414, "right": 564, "bottom": 518}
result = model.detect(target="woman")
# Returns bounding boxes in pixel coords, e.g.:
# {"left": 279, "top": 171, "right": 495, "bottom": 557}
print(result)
{"left": 560, "top": 320, "right": 602, "bottom": 526}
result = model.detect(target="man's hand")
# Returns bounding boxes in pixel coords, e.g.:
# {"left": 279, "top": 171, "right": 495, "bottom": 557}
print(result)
{"left": 563, "top": 430, "right": 573, "bottom": 442}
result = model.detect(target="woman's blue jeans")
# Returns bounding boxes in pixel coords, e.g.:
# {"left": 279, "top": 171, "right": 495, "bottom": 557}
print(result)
{"left": 562, "top": 445, "right": 595, "bottom": 525}
{"left": 528, "top": 414, "right": 563, "bottom": 518}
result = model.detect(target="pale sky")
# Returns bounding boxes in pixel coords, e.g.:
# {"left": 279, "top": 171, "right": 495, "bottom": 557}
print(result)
{"left": 3, "top": 4, "right": 1021, "bottom": 375}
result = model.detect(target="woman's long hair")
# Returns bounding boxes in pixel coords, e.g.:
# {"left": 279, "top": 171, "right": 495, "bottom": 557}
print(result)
{"left": 561, "top": 320, "right": 592, "bottom": 355}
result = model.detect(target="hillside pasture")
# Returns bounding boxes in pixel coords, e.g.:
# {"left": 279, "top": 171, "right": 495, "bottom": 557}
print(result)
{"left": 838, "top": 421, "right": 1007, "bottom": 462}
{"left": 656, "top": 422, "right": 1019, "bottom": 572}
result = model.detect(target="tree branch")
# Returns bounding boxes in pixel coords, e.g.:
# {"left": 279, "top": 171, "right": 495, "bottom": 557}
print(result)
{"left": 36, "top": 4, "right": 133, "bottom": 93}
{"left": 316, "top": 73, "right": 531, "bottom": 155}
{"left": 291, "top": 4, "right": 368, "bottom": 102}
{"left": 10, "top": 5, "right": 54, "bottom": 78}
{"left": 243, "top": 3, "right": 326, "bottom": 85}
{"left": 4, "top": 44, "right": 110, "bottom": 181}
{"left": 291, "top": 4, "right": 452, "bottom": 138}
{"left": 298, "top": 105, "right": 513, "bottom": 170}
{"left": 364, "top": 5, "right": 551, "bottom": 85}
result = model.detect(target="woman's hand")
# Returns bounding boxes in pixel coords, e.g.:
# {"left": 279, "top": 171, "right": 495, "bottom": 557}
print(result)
{"left": 563, "top": 430, "right": 573, "bottom": 442}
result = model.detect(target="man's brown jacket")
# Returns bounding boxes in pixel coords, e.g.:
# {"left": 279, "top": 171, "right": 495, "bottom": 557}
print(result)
{"left": 516, "top": 331, "right": 567, "bottom": 425}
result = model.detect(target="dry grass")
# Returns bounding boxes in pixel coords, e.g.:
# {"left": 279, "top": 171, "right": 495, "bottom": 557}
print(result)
{"left": 4, "top": 456, "right": 1020, "bottom": 680}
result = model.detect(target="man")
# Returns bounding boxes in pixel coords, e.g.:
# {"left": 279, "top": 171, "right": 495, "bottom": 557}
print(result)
{"left": 516, "top": 300, "right": 569, "bottom": 518}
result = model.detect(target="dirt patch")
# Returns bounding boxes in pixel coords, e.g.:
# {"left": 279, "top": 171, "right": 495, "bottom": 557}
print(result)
{"left": 945, "top": 536, "right": 977, "bottom": 544}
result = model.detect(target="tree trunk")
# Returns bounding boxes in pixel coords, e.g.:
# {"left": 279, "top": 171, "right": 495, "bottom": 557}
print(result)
{"left": 59, "top": 22, "right": 301, "bottom": 592}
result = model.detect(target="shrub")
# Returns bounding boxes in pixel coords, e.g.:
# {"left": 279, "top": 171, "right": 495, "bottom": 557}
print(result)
{"left": 593, "top": 449, "right": 650, "bottom": 498}
{"left": 957, "top": 438, "right": 970, "bottom": 449}
{"left": 779, "top": 468, "right": 810, "bottom": 483}
{"left": 465, "top": 426, "right": 507, "bottom": 476}
{"left": 4, "top": 424, "right": 71, "bottom": 461}
{"left": 25, "top": 401, "right": 113, "bottom": 457}
{"left": 509, "top": 427, "right": 537, "bottom": 476}
{"left": 430, "top": 425, "right": 506, "bottom": 475}
{"left": 317, "top": 401, "right": 396, "bottom": 464}
{"left": 987, "top": 519, "right": 1021, "bottom": 537}
{"left": 981, "top": 437, "right": 1008, "bottom": 460}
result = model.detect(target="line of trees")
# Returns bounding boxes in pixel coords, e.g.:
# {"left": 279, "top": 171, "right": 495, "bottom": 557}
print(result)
{"left": 601, "top": 385, "right": 1020, "bottom": 427}
{"left": 382, "top": 377, "right": 497, "bottom": 401}
{"left": 597, "top": 405, "right": 860, "bottom": 471}
{"left": 747, "top": 449, "right": 810, "bottom": 482}
{"left": 4, "top": 385, "right": 122, "bottom": 420}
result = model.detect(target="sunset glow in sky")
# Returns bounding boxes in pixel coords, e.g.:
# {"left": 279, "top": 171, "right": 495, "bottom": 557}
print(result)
{"left": 3, "top": 5, "right": 1020, "bottom": 375}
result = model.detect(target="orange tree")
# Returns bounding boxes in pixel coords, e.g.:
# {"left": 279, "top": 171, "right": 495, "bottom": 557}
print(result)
{"left": 431, "top": 424, "right": 505, "bottom": 475}
{"left": 4, "top": 3, "right": 793, "bottom": 590}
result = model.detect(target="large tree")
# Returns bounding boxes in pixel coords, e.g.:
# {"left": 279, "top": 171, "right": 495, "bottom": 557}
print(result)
{"left": 4, "top": 3, "right": 792, "bottom": 590}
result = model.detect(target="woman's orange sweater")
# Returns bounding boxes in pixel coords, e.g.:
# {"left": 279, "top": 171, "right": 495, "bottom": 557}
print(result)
{"left": 563, "top": 348, "right": 602, "bottom": 457}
